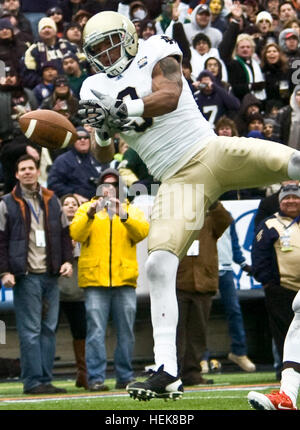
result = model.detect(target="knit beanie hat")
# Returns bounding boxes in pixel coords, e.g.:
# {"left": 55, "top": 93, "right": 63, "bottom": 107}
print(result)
{"left": 256, "top": 11, "right": 273, "bottom": 24}
{"left": 62, "top": 51, "right": 80, "bottom": 63}
{"left": 38, "top": 17, "right": 57, "bottom": 33}
{"left": 54, "top": 75, "right": 69, "bottom": 87}
{"left": 279, "top": 184, "right": 300, "bottom": 202}
{"left": 0, "top": 18, "right": 13, "bottom": 31}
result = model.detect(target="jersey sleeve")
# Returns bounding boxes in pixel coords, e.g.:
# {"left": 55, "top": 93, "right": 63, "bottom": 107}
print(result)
{"left": 141, "top": 34, "right": 183, "bottom": 66}
{"left": 80, "top": 75, "right": 99, "bottom": 100}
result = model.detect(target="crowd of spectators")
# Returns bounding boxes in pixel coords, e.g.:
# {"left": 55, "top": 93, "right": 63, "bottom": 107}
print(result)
{"left": 1, "top": 0, "right": 300, "bottom": 388}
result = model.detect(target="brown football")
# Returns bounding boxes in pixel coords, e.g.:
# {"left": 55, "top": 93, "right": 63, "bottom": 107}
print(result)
{"left": 19, "top": 110, "right": 78, "bottom": 150}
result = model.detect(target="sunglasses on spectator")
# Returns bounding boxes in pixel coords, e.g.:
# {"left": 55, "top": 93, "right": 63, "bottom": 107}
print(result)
{"left": 281, "top": 184, "right": 300, "bottom": 192}
{"left": 102, "top": 182, "right": 119, "bottom": 188}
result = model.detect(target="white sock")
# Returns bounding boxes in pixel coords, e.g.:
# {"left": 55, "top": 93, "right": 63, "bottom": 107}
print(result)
{"left": 280, "top": 368, "right": 300, "bottom": 406}
{"left": 145, "top": 250, "right": 179, "bottom": 377}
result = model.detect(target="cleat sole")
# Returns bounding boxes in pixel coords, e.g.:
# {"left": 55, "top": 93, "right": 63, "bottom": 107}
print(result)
{"left": 155, "top": 391, "right": 183, "bottom": 400}
{"left": 127, "top": 387, "right": 183, "bottom": 402}
{"left": 127, "top": 388, "right": 151, "bottom": 402}
{"left": 248, "top": 399, "right": 266, "bottom": 410}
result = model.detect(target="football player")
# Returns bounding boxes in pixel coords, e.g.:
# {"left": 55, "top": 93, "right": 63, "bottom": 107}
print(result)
{"left": 79, "top": 11, "right": 300, "bottom": 401}
{"left": 248, "top": 290, "right": 300, "bottom": 410}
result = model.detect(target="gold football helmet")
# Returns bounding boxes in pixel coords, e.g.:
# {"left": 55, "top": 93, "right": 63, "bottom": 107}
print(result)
{"left": 83, "top": 11, "right": 139, "bottom": 77}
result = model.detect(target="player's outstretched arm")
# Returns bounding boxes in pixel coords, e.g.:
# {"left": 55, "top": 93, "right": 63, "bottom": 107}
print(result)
{"left": 90, "top": 129, "right": 115, "bottom": 163}
{"left": 143, "top": 56, "right": 183, "bottom": 117}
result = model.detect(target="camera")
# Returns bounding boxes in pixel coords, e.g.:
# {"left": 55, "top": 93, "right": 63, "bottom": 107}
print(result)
{"left": 5, "top": 66, "right": 11, "bottom": 77}
{"left": 198, "top": 83, "right": 208, "bottom": 89}
{"left": 89, "top": 177, "right": 98, "bottom": 186}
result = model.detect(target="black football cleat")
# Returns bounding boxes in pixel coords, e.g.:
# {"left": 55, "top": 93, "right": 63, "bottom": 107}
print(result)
{"left": 126, "top": 365, "right": 183, "bottom": 401}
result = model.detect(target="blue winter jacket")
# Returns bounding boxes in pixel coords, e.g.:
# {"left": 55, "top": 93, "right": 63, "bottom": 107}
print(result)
{"left": 47, "top": 148, "right": 103, "bottom": 199}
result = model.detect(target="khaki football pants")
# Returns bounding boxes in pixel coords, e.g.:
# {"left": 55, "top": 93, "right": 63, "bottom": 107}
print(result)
{"left": 148, "top": 136, "right": 295, "bottom": 260}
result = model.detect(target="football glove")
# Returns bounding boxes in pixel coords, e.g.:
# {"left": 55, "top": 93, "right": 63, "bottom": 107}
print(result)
{"left": 90, "top": 89, "right": 131, "bottom": 129}
{"left": 78, "top": 98, "right": 107, "bottom": 128}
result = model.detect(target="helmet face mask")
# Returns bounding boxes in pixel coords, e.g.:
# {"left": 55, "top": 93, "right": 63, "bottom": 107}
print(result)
{"left": 85, "top": 30, "right": 129, "bottom": 76}
{"left": 83, "top": 12, "right": 139, "bottom": 77}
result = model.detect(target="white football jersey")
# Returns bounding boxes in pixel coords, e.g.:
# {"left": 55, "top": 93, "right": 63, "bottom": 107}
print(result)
{"left": 80, "top": 35, "right": 216, "bottom": 181}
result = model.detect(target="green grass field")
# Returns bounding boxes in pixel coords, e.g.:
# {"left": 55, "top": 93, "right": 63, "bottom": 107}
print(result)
{"left": 0, "top": 371, "right": 292, "bottom": 411}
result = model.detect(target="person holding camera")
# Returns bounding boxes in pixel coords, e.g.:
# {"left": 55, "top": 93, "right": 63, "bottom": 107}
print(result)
{"left": 70, "top": 168, "right": 149, "bottom": 391}
{"left": 47, "top": 126, "right": 104, "bottom": 204}
{"left": 193, "top": 70, "right": 241, "bottom": 126}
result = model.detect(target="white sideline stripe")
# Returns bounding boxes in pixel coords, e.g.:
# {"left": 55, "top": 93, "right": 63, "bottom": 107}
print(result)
{"left": 61, "top": 131, "right": 73, "bottom": 148}
{"left": 1, "top": 393, "right": 128, "bottom": 403}
{"left": 196, "top": 385, "right": 278, "bottom": 392}
{"left": 25, "top": 119, "right": 37, "bottom": 138}
{"left": 0, "top": 384, "right": 279, "bottom": 404}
